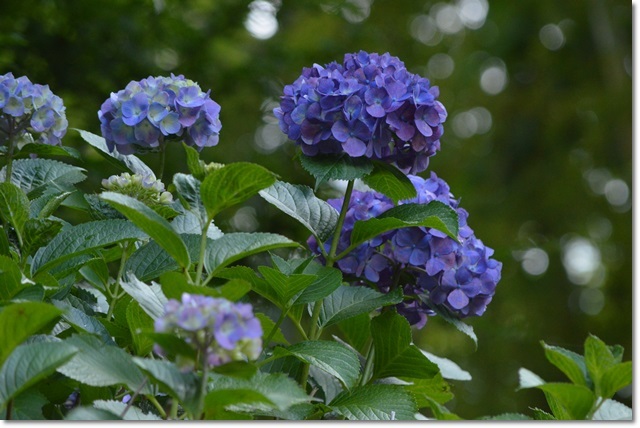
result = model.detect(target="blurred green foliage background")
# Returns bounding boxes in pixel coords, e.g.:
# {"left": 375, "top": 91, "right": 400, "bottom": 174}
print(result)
{"left": 0, "top": 0, "right": 631, "bottom": 418}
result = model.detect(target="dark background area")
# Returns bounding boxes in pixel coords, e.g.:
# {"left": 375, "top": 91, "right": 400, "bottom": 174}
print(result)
{"left": 0, "top": 0, "right": 631, "bottom": 418}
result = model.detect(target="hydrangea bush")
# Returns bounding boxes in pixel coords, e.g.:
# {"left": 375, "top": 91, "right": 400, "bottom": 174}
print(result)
{"left": 0, "top": 55, "right": 631, "bottom": 421}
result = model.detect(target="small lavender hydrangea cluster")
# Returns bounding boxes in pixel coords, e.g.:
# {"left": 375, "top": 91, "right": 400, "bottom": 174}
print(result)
{"left": 154, "top": 293, "right": 263, "bottom": 368}
{"left": 98, "top": 74, "right": 221, "bottom": 155}
{"left": 0, "top": 72, "right": 68, "bottom": 146}
{"left": 274, "top": 51, "right": 447, "bottom": 174}
{"left": 101, "top": 172, "right": 173, "bottom": 205}
{"left": 308, "top": 173, "right": 502, "bottom": 327}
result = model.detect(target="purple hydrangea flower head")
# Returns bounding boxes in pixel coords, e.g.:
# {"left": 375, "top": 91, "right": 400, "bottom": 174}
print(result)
{"left": 154, "top": 293, "right": 262, "bottom": 368}
{"left": 308, "top": 173, "right": 501, "bottom": 327}
{"left": 275, "top": 51, "right": 447, "bottom": 174}
{"left": 0, "top": 72, "right": 68, "bottom": 146}
{"left": 98, "top": 74, "right": 221, "bottom": 155}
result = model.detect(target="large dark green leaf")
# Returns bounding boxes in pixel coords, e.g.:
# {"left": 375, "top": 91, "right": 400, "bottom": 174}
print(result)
{"left": 370, "top": 311, "right": 439, "bottom": 381}
{"left": 256, "top": 266, "right": 316, "bottom": 308}
{"left": 0, "top": 158, "right": 86, "bottom": 199}
{"left": 0, "top": 255, "right": 23, "bottom": 301}
{"left": 258, "top": 180, "right": 339, "bottom": 242}
{"left": 294, "top": 265, "right": 343, "bottom": 305}
{"left": 328, "top": 384, "right": 417, "bottom": 420}
{"left": 541, "top": 341, "right": 590, "bottom": 387}
{"left": 361, "top": 161, "right": 417, "bottom": 204}
{"left": 536, "top": 383, "right": 595, "bottom": 420}
{"left": 298, "top": 153, "right": 373, "bottom": 188}
{"left": 100, "top": 192, "right": 190, "bottom": 268}
{"left": 200, "top": 162, "right": 276, "bottom": 219}
{"left": 31, "top": 219, "right": 146, "bottom": 276}
{"left": 173, "top": 173, "right": 207, "bottom": 226}
{"left": 0, "top": 182, "right": 29, "bottom": 244}
{"left": 318, "top": 286, "right": 403, "bottom": 328}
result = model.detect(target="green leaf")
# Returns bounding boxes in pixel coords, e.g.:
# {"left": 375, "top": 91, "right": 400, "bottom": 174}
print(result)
{"left": 420, "top": 297, "right": 477, "bottom": 346}
{"left": 258, "top": 180, "right": 339, "bottom": 242}
{"left": 420, "top": 350, "right": 471, "bottom": 381}
{"left": 0, "top": 158, "right": 86, "bottom": 198}
{"left": 57, "top": 334, "right": 151, "bottom": 394}
{"left": 52, "top": 299, "right": 115, "bottom": 345}
{"left": 0, "top": 302, "right": 62, "bottom": 365}
{"left": 346, "top": 202, "right": 458, "bottom": 256}
{"left": 541, "top": 341, "right": 589, "bottom": 387}
{"left": 29, "top": 190, "right": 72, "bottom": 218}
{"left": 403, "top": 373, "right": 453, "bottom": 407}
{"left": 172, "top": 210, "right": 223, "bottom": 239}
{"left": 0, "top": 341, "right": 77, "bottom": 408}
{"left": 173, "top": 173, "right": 208, "bottom": 226}
{"left": 531, "top": 408, "right": 557, "bottom": 420}
{"left": 0, "top": 182, "right": 29, "bottom": 243}
{"left": 204, "top": 232, "right": 299, "bottom": 277}
{"left": 319, "top": 285, "right": 403, "bottom": 328}
{"left": 481, "top": 413, "right": 533, "bottom": 420}
{"left": 92, "top": 400, "right": 162, "bottom": 420}
{"left": 298, "top": 153, "right": 373, "bottom": 189}
{"left": 180, "top": 142, "right": 205, "bottom": 178}
{"left": 15, "top": 142, "right": 81, "bottom": 159}
{"left": 160, "top": 271, "right": 251, "bottom": 302}
{"left": 119, "top": 275, "right": 168, "bottom": 320}
{"left": 293, "top": 264, "right": 343, "bottom": 305}
{"left": 273, "top": 340, "right": 360, "bottom": 389}
{"left": 100, "top": 192, "right": 190, "bottom": 268}
{"left": 200, "top": 162, "right": 276, "bottom": 219}
{"left": 22, "top": 218, "right": 62, "bottom": 257}
{"left": 329, "top": 384, "right": 417, "bottom": 420}
{"left": 370, "top": 311, "right": 439, "bottom": 381}
{"left": 599, "top": 361, "right": 632, "bottom": 399}
{"left": 31, "top": 219, "right": 146, "bottom": 276}
{"left": 0, "top": 255, "right": 23, "bottom": 301}
{"left": 536, "top": 383, "right": 595, "bottom": 420}
{"left": 361, "top": 161, "right": 417, "bottom": 204}
{"left": 257, "top": 266, "right": 316, "bottom": 308}
{"left": 337, "top": 312, "right": 371, "bottom": 354}
{"left": 592, "top": 399, "right": 633, "bottom": 421}
{"left": 126, "top": 301, "right": 155, "bottom": 356}
{"left": 75, "top": 129, "right": 153, "bottom": 176}
{"left": 1, "top": 388, "right": 48, "bottom": 420}
{"left": 65, "top": 407, "right": 122, "bottom": 420}
{"left": 517, "top": 367, "right": 545, "bottom": 389}
{"left": 133, "top": 357, "right": 200, "bottom": 414}
{"left": 256, "top": 313, "right": 289, "bottom": 345}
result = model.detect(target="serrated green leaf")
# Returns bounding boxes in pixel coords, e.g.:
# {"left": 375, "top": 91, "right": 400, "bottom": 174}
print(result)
{"left": 57, "top": 334, "right": 151, "bottom": 394}
{"left": 22, "top": 218, "right": 62, "bottom": 257}
{"left": 31, "top": 219, "right": 146, "bottom": 276}
{"left": 171, "top": 210, "right": 223, "bottom": 239}
{"left": 340, "top": 202, "right": 458, "bottom": 260}
{"left": 329, "top": 384, "right": 417, "bottom": 420}
{"left": 29, "top": 189, "right": 72, "bottom": 218}
{"left": 0, "top": 255, "right": 23, "bottom": 301}
{"left": 1, "top": 388, "right": 48, "bottom": 420}
{"left": 126, "top": 301, "right": 155, "bottom": 356}
{"left": 75, "top": 129, "right": 153, "bottom": 176}
{"left": 92, "top": 400, "right": 162, "bottom": 420}
{"left": 201, "top": 162, "right": 276, "bottom": 219}
{"left": 294, "top": 264, "right": 343, "bottom": 305}
{"left": 119, "top": 275, "right": 168, "bottom": 320}
{"left": 298, "top": 153, "right": 373, "bottom": 188}
{"left": 256, "top": 313, "right": 289, "bottom": 346}
{"left": 599, "top": 361, "right": 632, "bottom": 399}
{"left": 541, "top": 341, "right": 590, "bottom": 387}
{"left": 257, "top": 266, "right": 316, "bottom": 308}
{"left": 0, "top": 302, "right": 62, "bottom": 365}
{"left": 420, "top": 350, "right": 471, "bottom": 381}
{"left": 100, "top": 192, "right": 190, "bottom": 268}
{"left": 15, "top": 142, "right": 81, "bottom": 160}
{"left": 592, "top": 399, "right": 633, "bottom": 420}
{"left": 258, "top": 180, "right": 339, "bottom": 242}
{"left": 183, "top": 143, "right": 207, "bottom": 180}
{"left": 0, "top": 158, "right": 86, "bottom": 198}
{"left": 361, "top": 161, "right": 417, "bottom": 204}
{"left": 531, "top": 407, "right": 557, "bottom": 420}
{"left": 160, "top": 271, "right": 250, "bottom": 302}
{"left": 52, "top": 299, "right": 114, "bottom": 345}
{"left": 273, "top": 340, "right": 360, "bottom": 389}
{"left": 517, "top": 367, "right": 545, "bottom": 389}
{"left": 0, "top": 182, "right": 29, "bottom": 244}
{"left": 319, "top": 285, "right": 403, "bottom": 328}
{"left": 370, "top": 311, "right": 439, "bottom": 381}
{"left": 173, "top": 173, "right": 208, "bottom": 226}
{"left": 337, "top": 312, "right": 371, "bottom": 354}
{"left": 0, "top": 341, "right": 77, "bottom": 408}
{"left": 133, "top": 357, "right": 200, "bottom": 414}
{"left": 403, "top": 372, "right": 453, "bottom": 407}
{"left": 537, "top": 383, "right": 595, "bottom": 420}
{"left": 204, "top": 232, "right": 299, "bottom": 278}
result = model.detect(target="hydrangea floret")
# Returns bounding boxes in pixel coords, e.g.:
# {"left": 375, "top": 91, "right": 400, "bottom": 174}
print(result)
{"left": 308, "top": 173, "right": 502, "bottom": 327}
{"left": 98, "top": 74, "right": 222, "bottom": 155}
{"left": 0, "top": 72, "right": 68, "bottom": 146}
{"left": 101, "top": 172, "right": 173, "bottom": 205}
{"left": 274, "top": 51, "right": 447, "bottom": 174}
{"left": 154, "top": 293, "right": 263, "bottom": 368}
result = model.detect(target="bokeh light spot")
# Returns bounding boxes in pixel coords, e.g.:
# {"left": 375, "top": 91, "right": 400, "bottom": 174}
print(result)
{"left": 539, "top": 24, "right": 565, "bottom": 51}
{"left": 480, "top": 60, "right": 508, "bottom": 95}
{"left": 245, "top": 0, "right": 279, "bottom": 40}
{"left": 428, "top": 53, "right": 455, "bottom": 79}
{"left": 562, "top": 236, "right": 602, "bottom": 285}
{"left": 520, "top": 248, "right": 549, "bottom": 276}
{"left": 457, "top": 0, "right": 488, "bottom": 30}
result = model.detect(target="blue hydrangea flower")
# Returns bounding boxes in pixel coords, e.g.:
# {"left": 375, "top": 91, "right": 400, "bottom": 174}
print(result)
{"left": 0, "top": 72, "right": 68, "bottom": 146}
{"left": 98, "top": 74, "right": 222, "bottom": 155}
{"left": 308, "top": 173, "right": 502, "bottom": 327}
{"left": 274, "top": 51, "right": 447, "bottom": 174}
{"left": 154, "top": 293, "right": 262, "bottom": 368}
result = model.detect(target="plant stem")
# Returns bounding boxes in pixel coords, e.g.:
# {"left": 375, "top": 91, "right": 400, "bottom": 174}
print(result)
{"left": 4, "top": 118, "right": 16, "bottom": 184}
{"left": 359, "top": 338, "right": 375, "bottom": 386}
{"left": 120, "top": 377, "right": 148, "bottom": 419}
{"left": 157, "top": 143, "right": 167, "bottom": 181}
{"left": 261, "top": 307, "right": 289, "bottom": 354}
{"left": 147, "top": 394, "right": 168, "bottom": 419}
{"left": 170, "top": 398, "right": 179, "bottom": 420}
{"left": 197, "top": 356, "right": 210, "bottom": 419}
{"left": 107, "top": 242, "right": 131, "bottom": 319}
{"left": 194, "top": 219, "right": 211, "bottom": 286}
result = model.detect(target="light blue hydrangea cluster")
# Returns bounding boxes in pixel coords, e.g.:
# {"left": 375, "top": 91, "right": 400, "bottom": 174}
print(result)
{"left": 154, "top": 293, "right": 263, "bottom": 368}
{"left": 0, "top": 72, "right": 68, "bottom": 146}
{"left": 308, "top": 173, "right": 502, "bottom": 327}
{"left": 98, "top": 74, "right": 221, "bottom": 155}
{"left": 101, "top": 172, "right": 173, "bottom": 205}
{"left": 275, "top": 51, "right": 447, "bottom": 174}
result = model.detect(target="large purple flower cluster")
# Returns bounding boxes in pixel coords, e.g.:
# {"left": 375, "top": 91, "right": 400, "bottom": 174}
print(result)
{"left": 154, "top": 293, "right": 263, "bottom": 368}
{"left": 274, "top": 51, "right": 447, "bottom": 174}
{"left": 0, "top": 72, "right": 68, "bottom": 146}
{"left": 98, "top": 74, "right": 221, "bottom": 155}
{"left": 308, "top": 173, "right": 502, "bottom": 327}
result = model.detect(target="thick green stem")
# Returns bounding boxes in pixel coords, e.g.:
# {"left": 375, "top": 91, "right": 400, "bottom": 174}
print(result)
{"left": 359, "top": 338, "right": 375, "bottom": 386}
{"left": 262, "top": 307, "right": 289, "bottom": 354}
{"left": 146, "top": 394, "right": 167, "bottom": 419}
{"left": 194, "top": 220, "right": 211, "bottom": 286}
{"left": 107, "top": 242, "right": 132, "bottom": 319}
{"left": 197, "top": 354, "right": 210, "bottom": 420}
